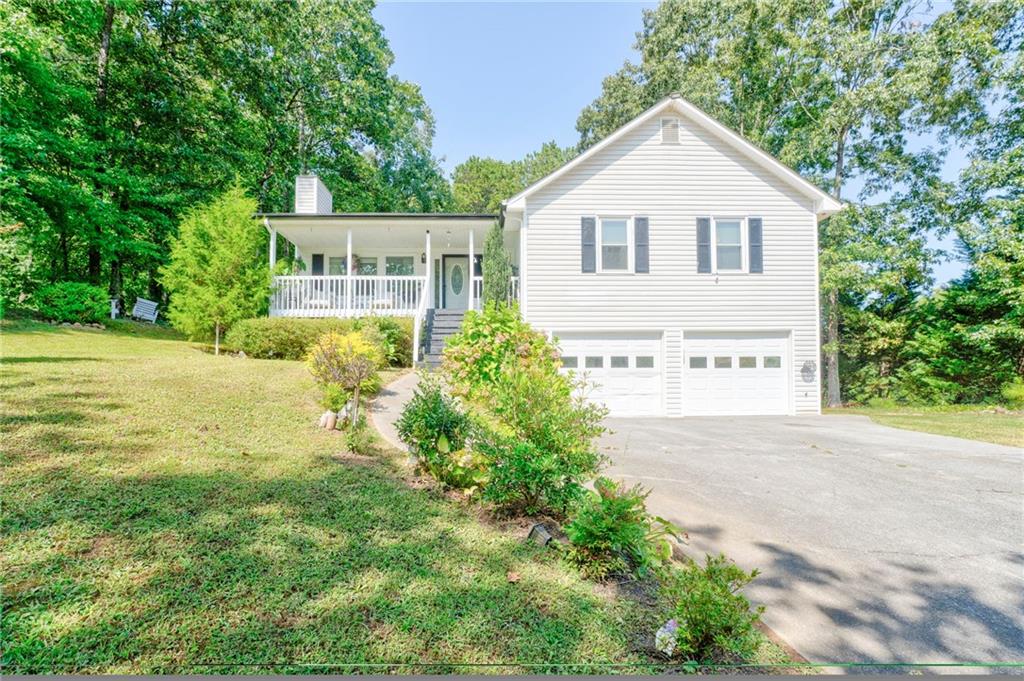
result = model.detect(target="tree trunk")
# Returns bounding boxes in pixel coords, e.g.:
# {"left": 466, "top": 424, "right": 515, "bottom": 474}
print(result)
{"left": 351, "top": 385, "right": 360, "bottom": 424}
{"left": 825, "top": 287, "right": 842, "bottom": 407}
{"left": 215, "top": 323, "right": 221, "bottom": 356}
{"left": 109, "top": 258, "right": 122, "bottom": 300}
{"left": 824, "top": 129, "right": 848, "bottom": 407}
{"left": 90, "top": 1, "right": 115, "bottom": 287}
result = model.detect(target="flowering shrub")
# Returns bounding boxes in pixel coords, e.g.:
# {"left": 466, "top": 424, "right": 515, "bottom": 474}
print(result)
{"left": 666, "top": 554, "right": 764, "bottom": 662}
{"left": 306, "top": 331, "right": 383, "bottom": 422}
{"left": 564, "top": 477, "right": 683, "bottom": 579}
{"left": 442, "top": 302, "right": 559, "bottom": 399}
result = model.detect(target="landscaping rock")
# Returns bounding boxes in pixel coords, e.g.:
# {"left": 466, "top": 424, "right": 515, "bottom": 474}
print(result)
{"left": 324, "top": 411, "right": 337, "bottom": 430}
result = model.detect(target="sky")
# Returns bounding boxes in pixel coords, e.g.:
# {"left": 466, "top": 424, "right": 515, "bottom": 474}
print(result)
{"left": 373, "top": 1, "right": 967, "bottom": 284}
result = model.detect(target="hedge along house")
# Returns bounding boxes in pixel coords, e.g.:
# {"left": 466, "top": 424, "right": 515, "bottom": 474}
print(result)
{"left": 260, "top": 94, "right": 842, "bottom": 417}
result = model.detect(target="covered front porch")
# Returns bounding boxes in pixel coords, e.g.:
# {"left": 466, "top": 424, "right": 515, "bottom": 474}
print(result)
{"left": 260, "top": 212, "right": 520, "bottom": 359}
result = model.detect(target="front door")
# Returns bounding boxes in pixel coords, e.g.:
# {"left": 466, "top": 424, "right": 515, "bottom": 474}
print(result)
{"left": 443, "top": 256, "right": 469, "bottom": 310}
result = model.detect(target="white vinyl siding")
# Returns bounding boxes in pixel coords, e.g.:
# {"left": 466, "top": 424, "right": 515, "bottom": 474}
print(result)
{"left": 522, "top": 114, "right": 822, "bottom": 415}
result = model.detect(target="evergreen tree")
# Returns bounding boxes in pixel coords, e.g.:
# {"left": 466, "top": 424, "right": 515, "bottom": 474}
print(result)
{"left": 161, "top": 185, "right": 268, "bottom": 354}
{"left": 481, "top": 222, "right": 513, "bottom": 306}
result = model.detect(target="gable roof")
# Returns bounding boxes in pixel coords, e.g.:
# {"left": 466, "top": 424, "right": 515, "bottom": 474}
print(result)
{"left": 503, "top": 94, "right": 843, "bottom": 218}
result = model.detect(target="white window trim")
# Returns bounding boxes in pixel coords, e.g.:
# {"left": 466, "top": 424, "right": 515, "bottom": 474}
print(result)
{"left": 596, "top": 215, "right": 634, "bottom": 274}
{"left": 711, "top": 216, "right": 748, "bottom": 274}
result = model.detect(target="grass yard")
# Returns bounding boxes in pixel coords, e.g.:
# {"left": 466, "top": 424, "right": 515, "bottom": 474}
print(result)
{"left": 2, "top": 320, "right": 674, "bottom": 673}
{"left": 826, "top": 404, "right": 1023, "bottom": 448}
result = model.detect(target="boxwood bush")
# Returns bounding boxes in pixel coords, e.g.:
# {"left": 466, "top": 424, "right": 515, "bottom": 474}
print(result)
{"left": 225, "top": 316, "right": 413, "bottom": 364}
{"left": 34, "top": 282, "right": 108, "bottom": 323}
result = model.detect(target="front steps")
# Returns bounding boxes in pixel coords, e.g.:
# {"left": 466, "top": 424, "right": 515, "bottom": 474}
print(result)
{"left": 418, "top": 309, "right": 466, "bottom": 368}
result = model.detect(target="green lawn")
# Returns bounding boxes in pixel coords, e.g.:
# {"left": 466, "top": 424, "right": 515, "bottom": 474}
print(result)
{"left": 826, "top": 404, "right": 1023, "bottom": 448}
{"left": 2, "top": 320, "right": 673, "bottom": 673}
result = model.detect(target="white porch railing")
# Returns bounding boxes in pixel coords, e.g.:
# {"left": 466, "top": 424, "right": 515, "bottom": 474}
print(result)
{"left": 471, "top": 276, "right": 521, "bottom": 310}
{"left": 271, "top": 275, "right": 426, "bottom": 318}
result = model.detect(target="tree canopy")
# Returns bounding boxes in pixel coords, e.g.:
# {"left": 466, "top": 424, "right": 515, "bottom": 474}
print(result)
{"left": 1, "top": 0, "right": 451, "bottom": 310}
{"left": 452, "top": 142, "right": 575, "bottom": 213}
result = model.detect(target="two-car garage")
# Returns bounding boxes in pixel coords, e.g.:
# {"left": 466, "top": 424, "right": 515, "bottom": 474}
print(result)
{"left": 557, "top": 331, "right": 792, "bottom": 417}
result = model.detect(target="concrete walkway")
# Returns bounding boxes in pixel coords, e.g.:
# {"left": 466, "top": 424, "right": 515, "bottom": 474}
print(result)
{"left": 369, "top": 371, "right": 419, "bottom": 452}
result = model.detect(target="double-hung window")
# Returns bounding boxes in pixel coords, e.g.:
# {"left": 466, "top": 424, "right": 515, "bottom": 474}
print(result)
{"left": 713, "top": 218, "right": 745, "bottom": 272}
{"left": 598, "top": 217, "right": 631, "bottom": 272}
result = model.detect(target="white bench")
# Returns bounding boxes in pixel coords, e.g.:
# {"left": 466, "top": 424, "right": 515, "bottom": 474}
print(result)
{"left": 131, "top": 298, "right": 160, "bottom": 323}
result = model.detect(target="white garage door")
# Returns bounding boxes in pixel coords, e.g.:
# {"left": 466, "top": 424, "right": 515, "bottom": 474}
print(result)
{"left": 557, "top": 333, "right": 663, "bottom": 417}
{"left": 683, "top": 332, "right": 790, "bottom": 415}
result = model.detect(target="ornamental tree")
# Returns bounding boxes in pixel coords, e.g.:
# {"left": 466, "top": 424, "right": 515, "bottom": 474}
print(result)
{"left": 161, "top": 184, "right": 268, "bottom": 353}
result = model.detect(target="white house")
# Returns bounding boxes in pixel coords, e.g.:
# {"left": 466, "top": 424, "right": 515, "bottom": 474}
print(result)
{"left": 259, "top": 94, "right": 842, "bottom": 417}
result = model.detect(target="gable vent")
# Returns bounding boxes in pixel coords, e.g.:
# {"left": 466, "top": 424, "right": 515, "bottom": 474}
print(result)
{"left": 661, "top": 118, "right": 680, "bottom": 144}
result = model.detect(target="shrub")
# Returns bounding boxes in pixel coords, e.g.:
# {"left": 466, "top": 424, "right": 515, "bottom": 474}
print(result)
{"left": 1001, "top": 378, "right": 1024, "bottom": 409}
{"left": 344, "top": 417, "right": 377, "bottom": 456}
{"left": 667, "top": 554, "right": 764, "bottom": 663}
{"left": 395, "top": 375, "right": 484, "bottom": 490}
{"left": 354, "top": 316, "right": 414, "bottom": 367}
{"left": 442, "top": 302, "right": 560, "bottom": 399}
{"left": 224, "top": 316, "right": 413, "bottom": 363}
{"left": 306, "top": 331, "right": 383, "bottom": 423}
{"left": 34, "top": 282, "right": 108, "bottom": 323}
{"left": 477, "top": 362, "right": 607, "bottom": 515}
{"left": 564, "top": 477, "right": 683, "bottom": 580}
{"left": 226, "top": 318, "right": 355, "bottom": 359}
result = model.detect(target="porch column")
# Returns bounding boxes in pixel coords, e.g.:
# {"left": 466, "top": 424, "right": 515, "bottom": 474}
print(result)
{"left": 268, "top": 227, "right": 277, "bottom": 271}
{"left": 468, "top": 228, "right": 475, "bottom": 311}
{"left": 346, "top": 228, "right": 353, "bottom": 315}
{"left": 424, "top": 230, "right": 432, "bottom": 309}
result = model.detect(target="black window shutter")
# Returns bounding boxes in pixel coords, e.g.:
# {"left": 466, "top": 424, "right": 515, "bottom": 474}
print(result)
{"left": 581, "top": 217, "right": 596, "bottom": 273}
{"left": 696, "top": 218, "right": 711, "bottom": 273}
{"left": 748, "top": 217, "right": 763, "bottom": 273}
{"left": 634, "top": 217, "right": 650, "bottom": 273}
{"left": 311, "top": 253, "right": 324, "bottom": 276}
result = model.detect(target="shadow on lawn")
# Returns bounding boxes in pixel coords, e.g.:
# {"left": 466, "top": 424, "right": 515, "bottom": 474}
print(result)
{"left": 2, "top": 359, "right": 643, "bottom": 673}
{"left": 2, "top": 462, "right": 643, "bottom": 674}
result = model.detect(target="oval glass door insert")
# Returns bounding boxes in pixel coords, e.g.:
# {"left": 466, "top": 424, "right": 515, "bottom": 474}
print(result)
{"left": 451, "top": 265, "right": 464, "bottom": 295}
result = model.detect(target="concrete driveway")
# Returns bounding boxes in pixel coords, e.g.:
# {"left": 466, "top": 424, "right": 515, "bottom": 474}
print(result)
{"left": 601, "top": 415, "right": 1024, "bottom": 667}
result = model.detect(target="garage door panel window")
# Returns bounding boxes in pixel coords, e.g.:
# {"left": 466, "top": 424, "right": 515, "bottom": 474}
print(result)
{"left": 636, "top": 356, "right": 655, "bottom": 368}
{"left": 739, "top": 356, "right": 757, "bottom": 368}
{"left": 599, "top": 218, "right": 630, "bottom": 271}
{"left": 610, "top": 356, "right": 629, "bottom": 368}
{"left": 714, "top": 356, "right": 732, "bottom": 368}
{"left": 585, "top": 356, "right": 604, "bottom": 368}
{"left": 561, "top": 356, "right": 578, "bottom": 369}
{"left": 764, "top": 355, "right": 782, "bottom": 368}
{"left": 689, "top": 356, "right": 708, "bottom": 369}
